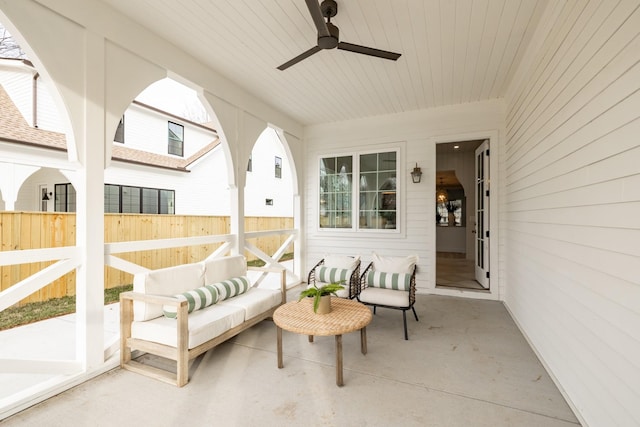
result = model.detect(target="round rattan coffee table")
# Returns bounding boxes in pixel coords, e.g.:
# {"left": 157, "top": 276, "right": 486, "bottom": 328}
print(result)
{"left": 273, "top": 297, "right": 372, "bottom": 386}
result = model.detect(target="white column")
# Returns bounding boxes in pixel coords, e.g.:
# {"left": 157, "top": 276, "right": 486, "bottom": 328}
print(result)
{"left": 75, "top": 31, "right": 106, "bottom": 369}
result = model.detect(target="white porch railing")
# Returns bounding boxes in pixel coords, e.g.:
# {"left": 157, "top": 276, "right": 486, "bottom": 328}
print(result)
{"left": 0, "top": 228, "right": 301, "bottom": 376}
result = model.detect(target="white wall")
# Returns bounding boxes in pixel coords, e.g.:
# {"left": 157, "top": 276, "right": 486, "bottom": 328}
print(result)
{"left": 0, "top": 60, "right": 64, "bottom": 133}
{"left": 121, "top": 103, "right": 215, "bottom": 158}
{"left": 104, "top": 152, "right": 230, "bottom": 216}
{"left": 304, "top": 100, "right": 503, "bottom": 294}
{"left": 244, "top": 127, "right": 294, "bottom": 217}
{"left": 503, "top": 1, "right": 640, "bottom": 426}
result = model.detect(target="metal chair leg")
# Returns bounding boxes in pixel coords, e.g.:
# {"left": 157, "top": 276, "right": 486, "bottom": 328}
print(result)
{"left": 403, "top": 310, "right": 408, "bottom": 340}
{"left": 412, "top": 306, "right": 419, "bottom": 321}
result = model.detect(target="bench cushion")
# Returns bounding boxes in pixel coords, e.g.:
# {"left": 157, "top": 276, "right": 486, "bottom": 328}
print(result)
{"left": 133, "top": 262, "right": 206, "bottom": 321}
{"left": 212, "top": 276, "right": 250, "bottom": 301}
{"left": 203, "top": 255, "right": 247, "bottom": 285}
{"left": 162, "top": 284, "right": 219, "bottom": 319}
{"left": 218, "top": 287, "right": 282, "bottom": 320}
{"left": 132, "top": 303, "right": 245, "bottom": 349}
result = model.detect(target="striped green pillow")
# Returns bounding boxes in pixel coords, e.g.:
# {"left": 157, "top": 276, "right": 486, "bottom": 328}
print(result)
{"left": 317, "top": 266, "right": 351, "bottom": 284}
{"left": 367, "top": 271, "right": 411, "bottom": 291}
{"left": 211, "top": 276, "right": 250, "bottom": 301}
{"left": 163, "top": 284, "right": 219, "bottom": 319}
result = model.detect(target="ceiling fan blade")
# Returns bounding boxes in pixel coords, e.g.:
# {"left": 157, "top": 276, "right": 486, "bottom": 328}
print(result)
{"left": 337, "top": 42, "right": 401, "bottom": 61}
{"left": 305, "top": 0, "right": 330, "bottom": 38}
{"left": 277, "top": 45, "right": 322, "bottom": 70}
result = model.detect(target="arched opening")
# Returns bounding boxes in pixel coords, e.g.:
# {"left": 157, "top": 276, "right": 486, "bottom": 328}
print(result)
{"left": 243, "top": 127, "right": 297, "bottom": 283}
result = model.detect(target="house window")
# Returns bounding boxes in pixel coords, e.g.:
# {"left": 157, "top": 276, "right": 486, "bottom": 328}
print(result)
{"left": 121, "top": 186, "right": 141, "bottom": 213}
{"left": 159, "top": 190, "right": 175, "bottom": 214}
{"left": 114, "top": 116, "right": 125, "bottom": 143}
{"left": 105, "top": 184, "right": 174, "bottom": 214}
{"left": 54, "top": 183, "right": 76, "bottom": 212}
{"left": 319, "top": 150, "right": 398, "bottom": 231}
{"left": 319, "top": 155, "right": 353, "bottom": 229}
{"left": 359, "top": 151, "right": 397, "bottom": 230}
{"left": 168, "top": 121, "right": 184, "bottom": 156}
{"left": 247, "top": 154, "right": 252, "bottom": 172}
{"left": 104, "top": 184, "right": 120, "bottom": 213}
{"left": 275, "top": 156, "right": 282, "bottom": 178}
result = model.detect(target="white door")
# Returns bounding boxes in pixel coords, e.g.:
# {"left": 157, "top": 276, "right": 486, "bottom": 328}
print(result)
{"left": 474, "top": 140, "right": 490, "bottom": 288}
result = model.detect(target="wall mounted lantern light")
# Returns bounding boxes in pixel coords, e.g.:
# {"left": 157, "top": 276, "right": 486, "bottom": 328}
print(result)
{"left": 42, "top": 190, "right": 52, "bottom": 201}
{"left": 410, "top": 163, "right": 422, "bottom": 183}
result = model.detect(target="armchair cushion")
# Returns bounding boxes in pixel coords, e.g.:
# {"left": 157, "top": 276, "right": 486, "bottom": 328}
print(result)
{"left": 211, "top": 276, "right": 250, "bottom": 301}
{"left": 358, "top": 287, "right": 410, "bottom": 308}
{"left": 323, "top": 254, "right": 360, "bottom": 270}
{"left": 366, "top": 271, "right": 411, "bottom": 291}
{"left": 162, "top": 284, "right": 219, "bottom": 319}
{"left": 317, "top": 266, "right": 352, "bottom": 285}
{"left": 372, "top": 252, "right": 418, "bottom": 274}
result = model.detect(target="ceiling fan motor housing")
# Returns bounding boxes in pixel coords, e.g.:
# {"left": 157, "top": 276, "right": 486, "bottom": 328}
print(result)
{"left": 321, "top": 0, "right": 338, "bottom": 19}
{"left": 318, "top": 22, "right": 339, "bottom": 49}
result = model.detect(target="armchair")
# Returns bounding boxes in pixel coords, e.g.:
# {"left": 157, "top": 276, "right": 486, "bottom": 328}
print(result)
{"left": 357, "top": 253, "right": 418, "bottom": 340}
{"left": 307, "top": 255, "right": 361, "bottom": 299}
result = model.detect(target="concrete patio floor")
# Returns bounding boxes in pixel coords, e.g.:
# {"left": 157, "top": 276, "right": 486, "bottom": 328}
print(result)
{"left": 2, "top": 289, "right": 581, "bottom": 426}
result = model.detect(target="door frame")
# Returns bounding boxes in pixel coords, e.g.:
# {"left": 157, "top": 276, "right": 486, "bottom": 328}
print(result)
{"left": 429, "top": 131, "right": 500, "bottom": 301}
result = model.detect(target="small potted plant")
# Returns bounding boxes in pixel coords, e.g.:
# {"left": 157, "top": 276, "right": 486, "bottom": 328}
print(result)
{"left": 298, "top": 282, "right": 345, "bottom": 314}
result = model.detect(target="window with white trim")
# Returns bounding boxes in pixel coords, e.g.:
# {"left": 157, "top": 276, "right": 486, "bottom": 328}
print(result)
{"left": 319, "top": 155, "right": 353, "bottom": 228}
{"left": 319, "top": 150, "right": 398, "bottom": 231}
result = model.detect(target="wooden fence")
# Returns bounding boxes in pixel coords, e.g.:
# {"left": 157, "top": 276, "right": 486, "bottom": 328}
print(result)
{"left": 0, "top": 212, "right": 293, "bottom": 306}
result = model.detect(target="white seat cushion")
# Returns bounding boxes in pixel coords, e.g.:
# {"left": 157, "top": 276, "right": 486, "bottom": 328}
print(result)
{"left": 371, "top": 252, "right": 418, "bottom": 274}
{"left": 359, "top": 287, "right": 410, "bottom": 308}
{"left": 218, "top": 287, "right": 282, "bottom": 320}
{"left": 203, "top": 255, "right": 247, "bottom": 285}
{"left": 133, "top": 262, "right": 205, "bottom": 321}
{"left": 323, "top": 254, "right": 360, "bottom": 270}
{"left": 131, "top": 303, "right": 245, "bottom": 349}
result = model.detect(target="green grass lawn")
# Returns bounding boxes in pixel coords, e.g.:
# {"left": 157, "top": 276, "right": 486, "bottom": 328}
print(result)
{"left": 0, "top": 284, "right": 132, "bottom": 331}
{"left": 0, "top": 254, "right": 293, "bottom": 331}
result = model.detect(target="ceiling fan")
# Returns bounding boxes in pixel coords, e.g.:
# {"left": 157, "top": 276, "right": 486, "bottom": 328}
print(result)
{"left": 277, "top": 0, "right": 402, "bottom": 70}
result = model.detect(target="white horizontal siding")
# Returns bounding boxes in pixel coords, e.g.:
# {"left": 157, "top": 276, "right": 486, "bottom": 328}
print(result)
{"left": 303, "top": 100, "right": 502, "bottom": 294}
{"left": 503, "top": 1, "right": 640, "bottom": 426}
{"left": 35, "top": 77, "right": 64, "bottom": 133}
{"left": 0, "top": 68, "right": 32, "bottom": 125}
{"left": 122, "top": 104, "right": 215, "bottom": 158}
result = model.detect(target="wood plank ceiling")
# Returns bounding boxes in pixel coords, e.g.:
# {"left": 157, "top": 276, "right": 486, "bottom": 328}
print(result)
{"left": 101, "top": 0, "right": 548, "bottom": 126}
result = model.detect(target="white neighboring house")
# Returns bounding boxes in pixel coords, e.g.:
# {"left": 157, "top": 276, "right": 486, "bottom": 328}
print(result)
{"left": 0, "top": 59, "right": 293, "bottom": 217}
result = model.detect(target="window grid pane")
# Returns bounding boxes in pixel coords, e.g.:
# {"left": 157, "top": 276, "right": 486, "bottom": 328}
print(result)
{"left": 122, "top": 186, "right": 141, "bottom": 213}
{"left": 359, "top": 151, "right": 396, "bottom": 230}
{"left": 142, "top": 188, "right": 159, "bottom": 214}
{"left": 168, "top": 121, "right": 184, "bottom": 156}
{"left": 319, "top": 156, "right": 353, "bottom": 228}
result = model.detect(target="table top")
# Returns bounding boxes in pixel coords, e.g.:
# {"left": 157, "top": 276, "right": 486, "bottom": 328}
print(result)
{"left": 273, "top": 297, "right": 372, "bottom": 336}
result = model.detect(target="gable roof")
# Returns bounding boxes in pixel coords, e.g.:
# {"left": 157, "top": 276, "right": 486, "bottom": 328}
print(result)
{"left": 0, "top": 83, "right": 219, "bottom": 171}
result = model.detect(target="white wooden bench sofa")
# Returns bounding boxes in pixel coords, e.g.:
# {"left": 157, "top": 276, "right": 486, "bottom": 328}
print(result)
{"left": 119, "top": 255, "right": 286, "bottom": 386}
